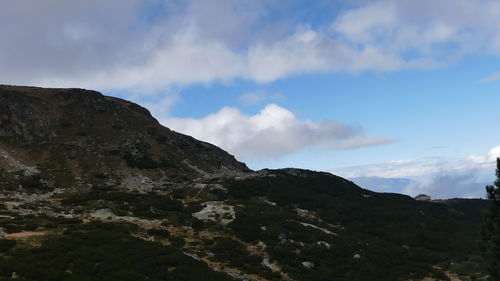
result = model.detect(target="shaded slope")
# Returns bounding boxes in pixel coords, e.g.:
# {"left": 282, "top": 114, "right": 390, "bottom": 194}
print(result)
{"left": 0, "top": 85, "right": 249, "bottom": 189}
{"left": 224, "top": 169, "right": 488, "bottom": 280}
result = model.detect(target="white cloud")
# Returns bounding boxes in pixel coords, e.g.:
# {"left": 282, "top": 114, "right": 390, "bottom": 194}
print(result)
{"left": 83, "top": 31, "right": 247, "bottom": 89}
{"left": 335, "top": 159, "right": 441, "bottom": 179}
{"left": 403, "top": 173, "right": 488, "bottom": 199}
{"left": 13, "top": 26, "right": 418, "bottom": 89}
{"left": 335, "top": 145, "right": 500, "bottom": 199}
{"left": 0, "top": 0, "right": 150, "bottom": 88}
{"left": 246, "top": 29, "right": 334, "bottom": 82}
{"left": 332, "top": 0, "right": 500, "bottom": 58}
{"left": 162, "top": 104, "right": 395, "bottom": 160}
{"left": 480, "top": 72, "right": 500, "bottom": 82}
{"left": 4, "top": 0, "right": 500, "bottom": 90}
{"left": 466, "top": 146, "right": 500, "bottom": 168}
{"left": 140, "top": 94, "right": 180, "bottom": 119}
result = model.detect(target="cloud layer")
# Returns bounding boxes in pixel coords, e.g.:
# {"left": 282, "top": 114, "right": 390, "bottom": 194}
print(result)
{"left": 336, "top": 146, "right": 500, "bottom": 199}
{"left": 163, "top": 104, "right": 395, "bottom": 159}
{"left": 3, "top": 0, "right": 500, "bottom": 90}
{"left": 404, "top": 173, "right": 489, "bottom": 199}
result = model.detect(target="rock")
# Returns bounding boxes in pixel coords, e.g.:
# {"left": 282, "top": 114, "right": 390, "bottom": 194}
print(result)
{"left": 183, "top": 251, "right": 200, "bottom": 261}
{"left": 208, "top": 184, "right": 227, "bottom": 192}
{"left": 193, "top": 183, "right": 207, "bottom": 189}
{"left": 120, "top": 174, "right": 155, "bottom": 192}
{"left": 90, "top": 209, "right": 115, "bottom": 220}
{"left": 353, "top": 253, "right": 361, "bottom": 259}
{"left": 262, "top": 198, "right": 277, "bottom": 206}
{"left": 262, "top": 258, "right": 281, "bottom": 272}
{"left": 22, "top": 167, "right": 39, "bottom": 176}
{"left": 63, "top": 141, "right": 80, "bottom": 149}
{"left": 192, "top": 201, "right": 235, "bottom": 225}
{"left": 414, "top": 194, "right": 431, "bottom": 201}
{"left": 282, "top": 168, "right": 311, "bottom": 177}
{"left": 317, "top": 241, "right": 331, "bottom": 249}
{"left": 278, "top": 233, "right": 287, "bottom": 241}
{"left": 0, "top": 91, "right": 51, "bottom": 141}
{"left": 256, "top": 241, "right": 267, "bottom": 250}
{"left": 298, "top": 222, "right": 335, "bottom": 235}
{"left": 295, "top": 208, "right": 316, "bottom": 219}
{"left": 302, "top": 261, "right": 315, "bottom": 269}
{"left": 225, "top": 269, "right": 250, "bottom": 281}
{"left": 0, "top": 85, "right": 251, "bottom": 177}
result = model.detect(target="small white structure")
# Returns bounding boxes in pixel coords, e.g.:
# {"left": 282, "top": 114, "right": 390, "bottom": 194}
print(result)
{"left": 414, "top": 194, "right": 431, "bottom": 201}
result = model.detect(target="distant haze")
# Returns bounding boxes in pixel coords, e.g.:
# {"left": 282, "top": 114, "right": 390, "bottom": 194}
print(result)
{"left": 351, "top": 177, "right": 415, "bottom": 194}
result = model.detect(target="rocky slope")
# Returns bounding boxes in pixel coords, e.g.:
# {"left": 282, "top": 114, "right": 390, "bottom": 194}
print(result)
{"left": 0, "top": 85, "right": 249, "bottom": 188}
{"left": 0, "top": 85, "right": 490, "bottom": 281}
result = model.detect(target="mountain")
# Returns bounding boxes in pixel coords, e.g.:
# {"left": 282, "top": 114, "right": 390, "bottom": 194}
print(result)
{"left": 0, "top": 85, "right": 490, "bottom": 281}
{"left": 0, "top": 85, "right": 249, "bottom": 183}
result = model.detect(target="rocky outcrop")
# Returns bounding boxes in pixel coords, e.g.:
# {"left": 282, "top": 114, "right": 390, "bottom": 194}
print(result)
{"left": 0, "top": 90, "right": 51, "bottom": 141}
{"left": 174, "top": 134, "right": 250, "bottom": 173}
{"left": 0, "top": 85, "right": 250, "bottom": 176}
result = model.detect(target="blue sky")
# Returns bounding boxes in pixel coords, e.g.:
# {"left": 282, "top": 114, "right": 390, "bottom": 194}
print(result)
{"left": 2, "top": 0, "right": 500, "bottom": 198}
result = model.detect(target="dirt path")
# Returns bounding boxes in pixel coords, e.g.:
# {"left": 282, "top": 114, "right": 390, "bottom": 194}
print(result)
{"left": 4, "top": 231, "right": 46, "bottom": 240}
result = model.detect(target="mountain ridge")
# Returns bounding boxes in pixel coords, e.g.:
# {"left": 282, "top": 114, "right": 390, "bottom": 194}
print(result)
{"left": 0, "top": 85, "right": 489, "bottom": 281}
{"left": 0, "top": 85, "right": 249, "bottom": 180}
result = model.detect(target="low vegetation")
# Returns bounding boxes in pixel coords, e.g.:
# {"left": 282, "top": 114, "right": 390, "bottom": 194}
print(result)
{"left": 0, "top": 221, "right": 233, "bottom": 281}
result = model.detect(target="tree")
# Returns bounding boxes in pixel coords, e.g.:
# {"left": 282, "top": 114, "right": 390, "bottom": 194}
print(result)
{"left": 481, "top": 158, "right": 500, "bottom": 280}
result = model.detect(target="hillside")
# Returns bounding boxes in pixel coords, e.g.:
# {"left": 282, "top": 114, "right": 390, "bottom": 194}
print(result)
{"left": 0, "top": 85, "right": 489, "bottom": 281}
{"left": 0, "top": 85, "right": 249, "bottom": 186}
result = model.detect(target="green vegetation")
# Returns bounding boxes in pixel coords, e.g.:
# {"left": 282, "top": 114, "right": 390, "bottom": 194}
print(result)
{"left": 18, "top": 175, "right": 44, "bottom": 189}
{"left": 481, "top": 158, "right": 500, "bottom": 280}
{"left": 0, "top": 214, "right": 82, "bottom": 234}
{"left": 224, "top": 170, "right": 488, "bottom": 281}
{"left": 122, "top": 153, "right": 172, "bottom": 170}
{"left": 62, "top": 188, "right": 184, "bottom": 220}
{"left": 0, "top": 221, "right": 233, "bottom": 281}
{"left": 209, "top": 237, "right": 280, "bottom": 280}
{"left": 0, "top": 168, "right": 489, "bottom": 281}
{"left": 0, "top": 240, "right": 16, "bottom": 253}
{"left": 0, "top": 87, "right": 491, "bottom": 281}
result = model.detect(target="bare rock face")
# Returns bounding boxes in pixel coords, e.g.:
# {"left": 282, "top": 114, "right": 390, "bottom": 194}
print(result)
{"left": 173, "top": 134, "right": 250, "bottom": 173}
{"left": 0, "top": 91, "right": 51, "bottom": 141}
